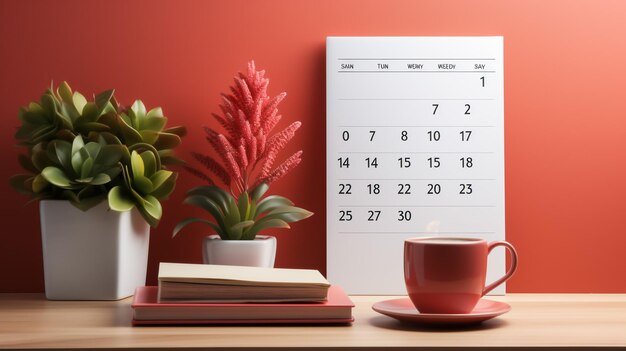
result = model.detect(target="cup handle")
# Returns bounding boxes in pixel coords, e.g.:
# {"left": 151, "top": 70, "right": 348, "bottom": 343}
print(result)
{"left": 482, "top": 241, "right": 518, "bottom": 296}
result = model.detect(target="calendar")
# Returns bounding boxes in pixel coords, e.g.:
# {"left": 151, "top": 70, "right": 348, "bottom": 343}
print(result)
{"left": 326, "top": 37, "right": 505, "bottom": 295}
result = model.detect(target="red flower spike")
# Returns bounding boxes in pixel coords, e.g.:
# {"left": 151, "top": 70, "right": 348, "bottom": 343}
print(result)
{"left": 266, "top": 121, "right": 301, "bottom": 156}
{"left": 235, "top": 78, "right": 254, "bottom": 113}
{"left": 257, "top": 132, "right": 266, "bottom": 156}
{"left": 263, "top": 112, "right": 282, "bottom": 136}
{"left": 229, "top": 87, "right": 243, "bottom": 110}
{"left": 191, "top": 61, "right": 303, "bottom": 197}
{"left": 184, "top": 166, "right": 215, "bottom": 186}
{"left": 263, "top": 150, "right": 303, "bottom": 186}
{"left": 216, "top": 135, "right": 240, "bottom": 180}
{"left": 263, "top": 92, "right": 286, "bottom": 120}
{"left": 258, "top": 147, "right": 278, "bottom": 179}
{"left": 220, "top": 95, "right": 237, "bottom": 115}
{"left": 211, "top": 113, "right": 234, "bottom": 136}
{"left": 238, "top": 143, "right": 248, "bottom": 169}
{"left": 236, "top": 110, "right": 253, "bottom": 142}
{"left": 250, "top": 96, "right": 264, "bottom": 134}
{"left": 248, "top": 136, "right": 258, "bottom": 163}
{"left": 190, "top": 152, "right": 230, "bottom": 186}
{"left": 224, "top": 152, "right": 241, "bottom": 182}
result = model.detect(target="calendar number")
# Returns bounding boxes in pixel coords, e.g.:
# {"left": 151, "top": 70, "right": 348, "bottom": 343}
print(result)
{"left": 460, "top": 130, "right": 472, "bottom": 141}
{"left": 427, "top": 130, "right": 440, "bottom": 141}
{"left": 459, "top": 183, "right": 473, "bottom": 194}
{"left": 432, "top": 103, "right": 439, "bottom": 115}
{"left": 401, "top": 130, "right": 408, "bottom": 141}
{"left": 342, "top": 131, "right": 350, "bottom": 141}
{"left": 338, "top": 183, "right": 352, "bottom": 195}
{"left": 427, "top": 183, "right": 441, "bottom": 195}
{"left": 367, "top": 183, "right": 381, "bottom": 194}
{"left": 338, "top": 157, "right": 350, "bottom": 168}
{"left": 397, "top": 183, "right": 411, "bottom": 195}
{"left": 460, "top": 157, "right": 473, "bottom": 168}
{"left": 465, "top": 104, "right": 471, "bottom": 115}
{"left": 369, "top": 130, "right": 376, "bottom": 141}
{"left": 367, "top": 210, "right": 381, "bottom": 221}
{"left": 427, "top": 157, "right": 441, "bottom": 168}
{"left": 366, "top": 157, "right": 378, "bottom": 168}
{"left": 398, "top": 210, "right": 412, "bottom": 221}
{"left": 480, "top": 76, "right": 485, "bottom": 87}
{"left": 398, "top": 157, "right": 411, "bottom": 168}
{"left": 339, "top": 210, "right": 353, "bottom": 221}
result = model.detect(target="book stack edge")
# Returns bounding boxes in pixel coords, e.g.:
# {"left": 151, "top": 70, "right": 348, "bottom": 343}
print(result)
{"left": 131, "top": 262, "right": 354, "bottom": 325}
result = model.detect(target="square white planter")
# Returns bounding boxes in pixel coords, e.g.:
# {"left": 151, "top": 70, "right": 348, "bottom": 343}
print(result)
{"left": 40, "top": 200, "right": 150, "bottom": 300}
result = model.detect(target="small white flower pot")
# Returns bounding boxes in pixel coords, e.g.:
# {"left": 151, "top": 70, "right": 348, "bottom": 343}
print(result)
{"left": 39, "top": 200, "right": 150, "bottom": 300}
{"left": 202, "top": 235, "right": 276, "bottom": 267}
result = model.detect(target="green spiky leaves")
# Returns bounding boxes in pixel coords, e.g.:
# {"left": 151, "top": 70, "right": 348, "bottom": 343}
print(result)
{"left": 173, "top": 183, "right": 313, "bottom": 240}
{"left": 108, "top": 150, "right": 177, "bottom": 227}
{"left": 11, "top": 82, "right": 185, "bottom": 227}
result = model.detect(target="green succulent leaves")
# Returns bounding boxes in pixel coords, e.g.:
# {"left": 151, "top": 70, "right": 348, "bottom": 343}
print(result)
{"left": 42, "top": 135, "right": 123, "bottom": 190}
{"left": 173, "top": 183, "right": 313, "bottom": 240}
{"left": 15, "top": 82, "right": 115, "bottom": 146}
{"left": 108, "top": 150, "right": 177, "bottom": 227}
{"left": 104, "top": 100, "right": 186, "bottom": 165}
{"left": 11, "top": 82, "right": 185, "bottom": 227}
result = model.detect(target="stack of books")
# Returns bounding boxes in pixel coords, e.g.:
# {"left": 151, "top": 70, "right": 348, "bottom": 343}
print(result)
{"left": 131, "top": 262, "right": 354, "bottom": 325}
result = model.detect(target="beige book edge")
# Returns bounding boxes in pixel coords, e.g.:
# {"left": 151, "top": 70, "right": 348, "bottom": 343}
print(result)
{"left": 158, "top": 262, "right": 331, "bottom": 287}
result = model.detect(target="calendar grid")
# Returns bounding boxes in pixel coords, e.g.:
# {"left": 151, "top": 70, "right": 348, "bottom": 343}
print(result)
{"left": 337, "top": 151, "right": 495, "bottom": 154}
{"left": 337, "top": 71, "right": 496, "bottom": 73}
{"left": 337, "top": 178, "right": 496, "bottom": 180}
{"left": 338, "top": 231, "right": 497, "bottom": 234}
{"left": 339, "top": 98, "right": 495, "bottom": 101}
{"left": 337, "top": 125, "right": 496, "bottom": 128}
{"left": 337, "top": 205, "right": 496, "bottom": 208}
{"left": 337, "top": 58, "right": 497, "bottom": 60}
{"left": 327, "top": 36, "right": 505, "bottom": 295}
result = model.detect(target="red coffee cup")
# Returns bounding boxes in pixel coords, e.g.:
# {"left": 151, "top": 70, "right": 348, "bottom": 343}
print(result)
{"left": 404, "top": 237, "right": 518, "bottom": 314}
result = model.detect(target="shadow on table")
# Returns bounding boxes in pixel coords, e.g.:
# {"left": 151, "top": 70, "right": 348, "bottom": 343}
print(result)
{"left": 368, "top": 315, "right": 509, "bottom": 332}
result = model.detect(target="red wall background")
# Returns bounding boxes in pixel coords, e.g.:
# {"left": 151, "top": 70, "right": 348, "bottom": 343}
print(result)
{"left": 1, "top": 0, "right": 625, "bottom": 293}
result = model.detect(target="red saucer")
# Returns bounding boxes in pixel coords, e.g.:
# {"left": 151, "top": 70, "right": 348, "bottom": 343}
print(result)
{"left": 372, "top": 298, "right": 510, "bottom": 325}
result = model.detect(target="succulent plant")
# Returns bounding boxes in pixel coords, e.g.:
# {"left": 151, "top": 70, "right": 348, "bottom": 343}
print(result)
{"left": 175, "top": 61, "right": 312, "bottom": 241}
{"left": 11, "top": 142, "right": 56, "bottom": 199}
{"left": 42, "top": 135, "right": 124, "bottom": 189}
{"left": 15, "top": 82, "right": 116, "bottom": 146}
{"left": 173, "top": 183, "right": 312, "bottom": 240}
{"left": 11, "top": 82, "right": 185, "bottom": 227}
{"left": 11, "top": 134, "right": 126, "bottom": 210}
{"left": 100, "top": 100, "right": 186, "bottom": 165}
{"left": 43, "top": 135, "right": 126, "bottom": 209}
{"left": 108, "top": 150, "right": 177, "bottom": 227}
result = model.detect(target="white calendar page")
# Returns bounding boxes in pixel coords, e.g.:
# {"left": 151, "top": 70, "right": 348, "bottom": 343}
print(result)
{"left": 326, "top": 37, "right": 505, "bottom": 295}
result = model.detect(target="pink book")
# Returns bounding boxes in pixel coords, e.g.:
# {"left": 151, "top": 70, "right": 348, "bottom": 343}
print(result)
{"left": 131, "top": 285, "right": 354, "bottom": 325}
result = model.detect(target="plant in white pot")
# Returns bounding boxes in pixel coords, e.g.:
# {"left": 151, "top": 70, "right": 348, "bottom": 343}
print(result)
{"left": 173, "top": 61, "right": 312, "bottom": 267}
{"left": 10, "top": 82, "right": 185, "bottom": 300}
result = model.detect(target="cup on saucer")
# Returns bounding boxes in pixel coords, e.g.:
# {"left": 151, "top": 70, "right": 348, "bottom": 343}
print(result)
{"left": 404, "top": 237, "right": 518, "bottom": 314}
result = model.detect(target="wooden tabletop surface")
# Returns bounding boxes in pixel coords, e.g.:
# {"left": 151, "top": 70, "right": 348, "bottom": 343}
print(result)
{"left": 1, "top": 293, "right": 625, "bottom": 350}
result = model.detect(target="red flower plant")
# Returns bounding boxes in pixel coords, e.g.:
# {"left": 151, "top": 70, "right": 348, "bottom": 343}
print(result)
{"left": 187, "top": 61, "right": 303, "bottom": 195}
{"left": 175, "top": 61, "right": 312, "bottom": 240}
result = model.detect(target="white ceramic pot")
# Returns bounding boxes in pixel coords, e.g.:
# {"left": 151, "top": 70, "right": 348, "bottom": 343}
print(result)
{"left": 202, "top": 235, "right": 276, "bottom": 267}
{"left": 39, "top": 200, "right": 150, "bottom": 300}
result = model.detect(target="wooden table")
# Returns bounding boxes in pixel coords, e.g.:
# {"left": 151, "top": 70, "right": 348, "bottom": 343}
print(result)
{"left": 1, "top": 293, "right": 625, "bottom": 349}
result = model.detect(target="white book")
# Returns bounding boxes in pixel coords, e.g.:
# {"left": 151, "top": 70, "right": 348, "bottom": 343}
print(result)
{"left": 157, "top": 262, "right": 330, "bottom": 303}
